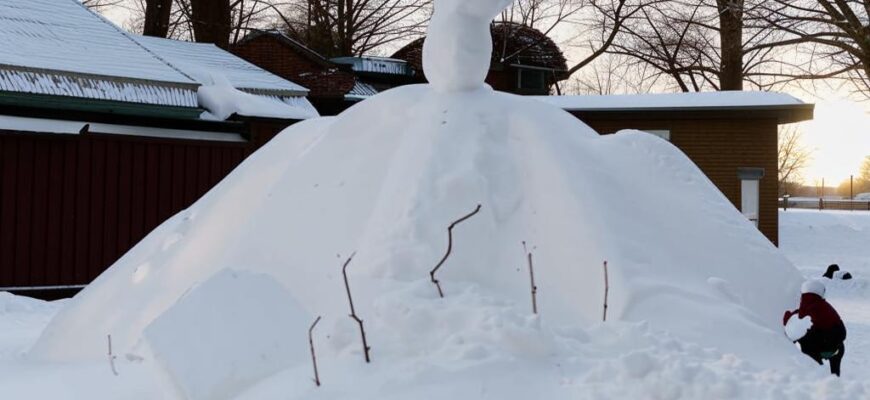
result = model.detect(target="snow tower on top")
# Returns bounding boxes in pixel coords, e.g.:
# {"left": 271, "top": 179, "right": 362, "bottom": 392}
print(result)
{"left": 423, "top": 0, "right": 513, "bottom": 92}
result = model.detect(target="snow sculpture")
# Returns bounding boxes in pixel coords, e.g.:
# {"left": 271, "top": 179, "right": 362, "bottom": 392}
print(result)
{"left": 423, "top": 0, "right": 513, "bottom": 92}
{"left": 31, "top": 0, "right": 806, "bottom": 396}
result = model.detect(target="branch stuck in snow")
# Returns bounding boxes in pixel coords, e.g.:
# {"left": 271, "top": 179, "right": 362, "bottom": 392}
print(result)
{"left": 107, "top": 334, "right": 118, "bottom": 376}
{"left": 430, "top": 204, "right": 483, "bottom": 298}
{"left": 342, "top": 253, "right": 371, "bottom": 363}
{"left": 309, "top": 316, "right": 322, "bottom": 387}
{"left": 523, "top": 241, "right": 538, "bottom": 315}
{"left": 602, "top": 261, "right": 610, "bottom": 322}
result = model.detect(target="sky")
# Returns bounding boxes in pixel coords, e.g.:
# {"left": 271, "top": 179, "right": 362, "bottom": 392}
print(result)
{"left": 97, "top": 6, "right": 870, "bottom": 185}
{"left": 798, "top": 99, "right": 870, "bottom": 185}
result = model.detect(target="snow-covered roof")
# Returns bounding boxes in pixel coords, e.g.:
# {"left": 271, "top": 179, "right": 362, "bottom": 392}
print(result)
{"left": 536, "top": 91, "right": 808, "bottom": 111}
{"left": 0, "top": 0, "right": 198, "bottom": 107}
{"left": 135, "top": 36, "right": 308, "bottom": 97}
{"left": 0, "top": 0, "right": 312, "bottom": 120}
{"left": 346, "top": 81, "right": 379, "bottom": 100}
{"left": 331, "top": 56, "right": 412, "bottom": 76}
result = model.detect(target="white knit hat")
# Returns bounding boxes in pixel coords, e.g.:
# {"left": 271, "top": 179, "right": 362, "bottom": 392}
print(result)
{"left": 801, "top": 279, "right": 826, "bottom": 297}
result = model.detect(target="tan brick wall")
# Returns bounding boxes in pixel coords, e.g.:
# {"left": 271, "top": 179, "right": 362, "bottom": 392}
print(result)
{"left": 578, "top": 116, "right": 780, "bottom": 245}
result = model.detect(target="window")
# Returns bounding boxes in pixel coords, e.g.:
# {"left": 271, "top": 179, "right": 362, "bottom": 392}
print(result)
{"left": 738, "top": 168, "right": 765, "bottom": 227}
{"left": 643, "top": 130, "right": 671, "bottom": 141}
{"left": 518, "top": 69, "right": 547, "bottom": 91}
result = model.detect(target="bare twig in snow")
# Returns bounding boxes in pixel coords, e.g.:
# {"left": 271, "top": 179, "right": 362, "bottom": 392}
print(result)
{"left": 309, "top": 316, "right": 322, "bottom": 387}
{"left": 602, "top": 261, "right": 610, "bottom": 322}
{"left": 342, "top": 252, "right": 371, "bottom": 363}
{"left": 107, "top": 334, "right": 118, "bottom": 376}
{"left": 430, "top": 204, "right": 483, "bottom": 298}
{"left": 523, "top": 241, "right": 538, "bottom": 315}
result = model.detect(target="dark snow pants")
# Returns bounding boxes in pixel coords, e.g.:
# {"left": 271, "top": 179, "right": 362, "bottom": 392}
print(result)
{"left": 800, "top": 340, "right": 845, "bottom": 376}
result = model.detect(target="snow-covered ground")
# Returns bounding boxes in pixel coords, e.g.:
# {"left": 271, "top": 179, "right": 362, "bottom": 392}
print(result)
{"left": 0, "top": 210, "right": 868, "bottom": 399}
{"left": 780, "top": 209, "right": 870, "bottom": 376}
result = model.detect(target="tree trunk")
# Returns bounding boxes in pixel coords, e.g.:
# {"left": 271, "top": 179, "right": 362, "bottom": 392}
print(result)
{"left": 143, "top": 0, "right": 172, "bottom": 37}
{"left": 717, "top": 0, "right": 744, "bottom": 91}
{"left": 190, "top": 0, "right": 232, "bottom": 49}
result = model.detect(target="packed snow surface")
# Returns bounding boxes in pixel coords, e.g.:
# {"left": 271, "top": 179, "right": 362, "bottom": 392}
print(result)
{"left": 4, "top": 210, "right": 870, "bottom": 398}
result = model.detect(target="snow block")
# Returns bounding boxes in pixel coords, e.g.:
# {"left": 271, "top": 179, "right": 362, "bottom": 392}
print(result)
{"left": 143, "top": 270, "right": 310, "bottom": 400}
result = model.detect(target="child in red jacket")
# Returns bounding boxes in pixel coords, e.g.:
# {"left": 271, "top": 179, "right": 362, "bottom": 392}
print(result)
{"left": 783, "top": 279, "right": 847, "bottom": 376}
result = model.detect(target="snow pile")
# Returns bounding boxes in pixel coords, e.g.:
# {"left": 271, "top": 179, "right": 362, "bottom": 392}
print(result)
{"left": 0, "top": 293, "right": 63, "bottom": 359}
{"left": 23, "top": 0, "right": 815, "bottom": 397}
{"left": 197, "top": 74, "right": 318, "bottom": 120}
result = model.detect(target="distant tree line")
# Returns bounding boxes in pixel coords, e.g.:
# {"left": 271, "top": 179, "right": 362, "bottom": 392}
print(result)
{"left": 836, "top": 157, "right": 870, "bottom": 197}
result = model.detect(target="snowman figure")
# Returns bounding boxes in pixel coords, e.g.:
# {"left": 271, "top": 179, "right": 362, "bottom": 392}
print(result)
{"left": 423, "top": 0, "right": 514, "bottom": 92}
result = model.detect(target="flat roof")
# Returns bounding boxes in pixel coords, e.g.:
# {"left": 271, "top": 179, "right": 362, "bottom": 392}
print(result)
{"left": 535, "top": 91, "right": 814, "bottom": 124}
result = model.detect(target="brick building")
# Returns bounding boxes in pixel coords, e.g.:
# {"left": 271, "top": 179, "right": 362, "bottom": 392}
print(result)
{"left": 538, "top": 92, "right": 815, "bottom": 245}
{"left": 231, "top": 31, "right": 411, "bottom": 115}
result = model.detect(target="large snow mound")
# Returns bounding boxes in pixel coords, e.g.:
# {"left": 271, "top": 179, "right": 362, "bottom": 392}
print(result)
{"left": 32, "top": 84, "right": 802, "bottom": 375}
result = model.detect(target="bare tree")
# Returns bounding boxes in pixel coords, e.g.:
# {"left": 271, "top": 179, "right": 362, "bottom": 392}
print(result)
{"left": 607, "top": 1, "right": 802, "bottom": 92}
{"left": 858, "top": 156, "right": 870, "bottom": 193}
{"left": 756, "top": 0, "right": 870, "bottom": 98}
{"left": 274, "top": 0, "right": 432, "bottom": 57}
{"left": 188, "top": 0, "right": 233, "bottom": 48}
{"left": 778, "top": 125, "right": 812, "bottom": 195}
{"left": 117, "top": 0, "right": 278, "bottom": 45}
{"left": 497, "top": 1, "right": 665, "bottom": 80}
{"left": 82, "top": 0, "right": 125, "bottom": 10}
{"left": 143, "top": 0, "right": 173, "bottom": 37}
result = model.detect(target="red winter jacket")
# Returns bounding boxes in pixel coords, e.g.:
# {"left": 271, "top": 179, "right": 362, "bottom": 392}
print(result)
{"left": 783, "top": 293, "right": 846, "bottom": 346}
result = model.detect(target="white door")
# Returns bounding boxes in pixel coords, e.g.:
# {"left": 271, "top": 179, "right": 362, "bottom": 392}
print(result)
{"left": 741, "top": 179, "right": 760, "bottom": 226}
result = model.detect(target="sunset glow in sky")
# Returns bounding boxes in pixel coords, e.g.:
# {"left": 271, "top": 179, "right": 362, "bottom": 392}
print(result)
{"left": 797, "top": 99, "right": 870, "bottom": 185}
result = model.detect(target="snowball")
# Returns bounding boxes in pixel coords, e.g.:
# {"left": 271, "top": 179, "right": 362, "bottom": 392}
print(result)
{"left": 142, "top": 270, "right": 311, "bottom": 400}
{"left": 784, "top": 313, "right": 813, "bottom": 342}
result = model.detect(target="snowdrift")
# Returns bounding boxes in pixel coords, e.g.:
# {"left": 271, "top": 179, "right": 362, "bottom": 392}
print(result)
{"left": 32, "top": 85, "right": 801, "bottom": 364}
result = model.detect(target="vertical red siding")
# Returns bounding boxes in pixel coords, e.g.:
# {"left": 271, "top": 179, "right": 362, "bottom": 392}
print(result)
{"left": 0, "top": 129, "right": 273, "bottom": 292}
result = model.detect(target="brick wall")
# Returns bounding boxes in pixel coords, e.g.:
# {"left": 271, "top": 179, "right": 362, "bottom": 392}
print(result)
{"left": 231, "top": 36, "right": 355, "bottom": 98}
{"left": 575, "top": 114, "right": 780, "bottom": 245}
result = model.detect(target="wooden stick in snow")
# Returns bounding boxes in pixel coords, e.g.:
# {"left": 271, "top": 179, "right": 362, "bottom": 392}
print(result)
{"left": 107, "top": 334, "right": 118, "bottom": 376}
{"left": 309, "top": 316, "right": 322, "bottom": 387}
{"left": 342, "top": 252, "right": 371, "bottom": 363}
{"left": 523, "top": 241, "right": 538, "bottom": 315}
{"left": 430, "top": 204, "right": 482, "bottom": 298}
{"left": 602, "top": 261, "right": 609, "bottom": 322}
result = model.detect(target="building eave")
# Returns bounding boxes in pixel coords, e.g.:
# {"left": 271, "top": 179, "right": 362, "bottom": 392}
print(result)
{"left": 562, "top": 104, "right": 815, "bottom": 125}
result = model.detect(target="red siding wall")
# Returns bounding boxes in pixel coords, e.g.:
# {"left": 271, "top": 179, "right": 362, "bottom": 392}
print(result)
{"left": 0, "top": 131, "right": 247, "bottom": 293}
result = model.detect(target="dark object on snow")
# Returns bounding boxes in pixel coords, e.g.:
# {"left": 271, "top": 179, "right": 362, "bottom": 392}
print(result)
{"left": 823, "top": 264, "right": 853, "bottom": 280}
{"left": 783, "top": 281, "right": 847, "bottom": 376}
